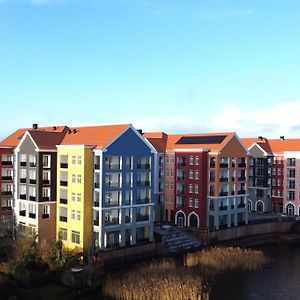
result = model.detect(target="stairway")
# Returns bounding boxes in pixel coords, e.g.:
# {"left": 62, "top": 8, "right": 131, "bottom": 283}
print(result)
{"left": 161, "top": 228, "right": 203, "bottom": 254}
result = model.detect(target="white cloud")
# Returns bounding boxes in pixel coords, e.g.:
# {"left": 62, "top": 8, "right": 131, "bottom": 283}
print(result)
{"left": 129, "top": 101, "right": 300, "bottom": 139}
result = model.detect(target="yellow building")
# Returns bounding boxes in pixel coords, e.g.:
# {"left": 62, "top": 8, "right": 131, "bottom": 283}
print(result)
{"left": 56, "top": 145, "right": 93, "bottom": 250}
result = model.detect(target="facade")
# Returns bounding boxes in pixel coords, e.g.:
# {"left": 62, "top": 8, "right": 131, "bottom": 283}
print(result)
{"left": 14, "top": 126, "right": 68, "bottom": 242}
{"left": 56, "top": 124, "right": 156, "bottom": 251}
{"left": 145, "top": 132, "right": 249, "bottom": 230}
{"left": 242, "top": 138, "right": 273, "bottom": 213}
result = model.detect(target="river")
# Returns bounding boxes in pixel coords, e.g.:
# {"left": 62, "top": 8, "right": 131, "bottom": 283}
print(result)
{"left": 210, "top": 244, "right": 300, "bottom": 300}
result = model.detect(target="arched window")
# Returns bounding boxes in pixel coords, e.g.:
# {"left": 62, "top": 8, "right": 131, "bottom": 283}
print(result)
{"left": 175, "top": 211, "right": 186, "bottom": 227}
{"left": 248, "top": 200, "right": 252, "bottom": 212}
{"left": 286, "top": 203, "right": 295, "bottom": 215}
{"left": 256, "top": 201, "right": 264, "bottom": 213}
{"left": 189, "top": 213, "right": 199, "bottom": 228}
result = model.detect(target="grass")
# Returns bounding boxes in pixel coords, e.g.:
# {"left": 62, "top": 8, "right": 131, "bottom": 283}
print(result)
{"left": 103, "top": 259, "right": 209, "bottom": 300}
{"left": 185, "top": 247, "right": 267, "bottom": 272}
{"left": 103, "top": 247, "right": 267, "bottom": 300}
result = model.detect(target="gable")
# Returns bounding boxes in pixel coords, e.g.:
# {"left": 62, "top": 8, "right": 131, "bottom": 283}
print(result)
{"left": 106, "top": 127, "right": 153, "bottom": 155}
{"left": 18, "top": 134, "right": 37, "bottom": 153}
{"left": 220, "top": 136, "right": 247, "bottom": 157}
{"left": 249, "top": 144, "right": 266, "bottom": 158}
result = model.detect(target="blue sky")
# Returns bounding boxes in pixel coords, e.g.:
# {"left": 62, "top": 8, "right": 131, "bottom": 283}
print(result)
{"left": 0, "top": 0, "right": 300, "bottom": 139}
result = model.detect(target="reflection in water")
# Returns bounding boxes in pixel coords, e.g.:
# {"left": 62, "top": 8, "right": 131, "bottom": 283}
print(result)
{"left": 211, "top": 244, "right": 300, "bottom": 300}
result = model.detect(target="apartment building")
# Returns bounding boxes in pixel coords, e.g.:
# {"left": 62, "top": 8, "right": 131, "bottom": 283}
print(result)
{"left": 14, "top": 125, "right": 68, "bottom": 242}
{"left": 242, "top": 137, "right": 273, "bottom": 213}
{"left": 56, "top": 124, "right": 155, "bottom": 251}
{"left": 268, "top": 137, "right": 300, "bottom": 215}
{"left": 145, "top": 132, "right": 249, "bottom": 230}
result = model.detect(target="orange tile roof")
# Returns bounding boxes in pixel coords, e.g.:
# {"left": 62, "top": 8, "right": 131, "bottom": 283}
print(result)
{"left": 267, "top": 139, "right": 300, "bottom": 153}
{"left": 144, "top": 132, "right": 236, "bottom": 152}
{"left": 241, "top": 138, "right": 259, "bottom": 148}
{"left": 60, "top": 124, "right": 130, "bottom": 148}
{"left": 0, "top": 126, "right": 68, "bottom": 147}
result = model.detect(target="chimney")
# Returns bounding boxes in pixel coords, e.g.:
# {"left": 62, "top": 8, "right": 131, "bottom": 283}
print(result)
{"left": 280, "top": 136, "right": 285, "bottom": 140}
{"left": 73, "top": 129, "right": 77, "bottom": 134}
{"left": 258, "top": 136, "right": 263, "bottom": 141}
{"left": 32, "top": 123, "right": 38, "bottom": 130}
{"left": 137, "top": 129, "right": 143, "bottom": 135}
{"left": 53, "top": 126, "right": 57, "bottom": 131}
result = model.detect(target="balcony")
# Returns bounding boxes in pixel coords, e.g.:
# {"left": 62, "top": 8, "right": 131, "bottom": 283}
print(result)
{"left": 106, "top": 164, "right": 121, "bottom": 170}
{"left": 93, "top": 201, "right": 99, "bottom": 207}
{"left": 60, "top": 163, "right": 68, "bottom": 169}
{"left": 231, "top": 177, "right": 235, "bottom": 181}
{"left": 106, "top": 182, "right": 120, "bottom": 188}
{"left": 238, "top": 163, "right": 246, "bottom": 168}
{"left": 177, "top": 161, "right": 186, "bottom": 167}
{"left": 210, "top": 177, "right": 215, "bottom": 182}
{"left": 29, "top": 162, "right": 37, "bottom": 168}
{"left": 1, "top": 206, "right": 12, "bottom": 211}
{"left": 219, "top": 191, "right": 228, "bottom": 196}
{"left": 60, "top": 198, "right": 68, "bottom": 204}
{"left": 231, "top": 204, "right": 235, "bottom": 209}
{"left": 29, "top": 179, "right": 37, "bottom": 184}
{"left": 60, "top": 216, "right": 67, "bottom": 222}
{"left": 231, "top": 191, "right": 235, "bottom": 195}
{"left": 238, "top": 176, "right": 246, "bottom": 181}
{"left": 210, "top": 162, "right": 215, "bottom": 168}
{"left": 42, "top": 214, "right": 49, "bottom": 219}
{"left": 209, "top": 191, "right": 215, "bottom": 197}
{"left": 42, "top": 179, "right": 50, "bottom": 185}
{"left": 93, "top": 219, "right": 99, "bottom": 226}
{"left": 177, "top": 175, "right": 185, "bottom": 181}
{"left": 94, "top": 183, "right": 100, "bottom": 189}
{"left": 176, "top": 190, "right": 185, "bottom": 196}
{"left": 20, "top": 178, "right": 26, "bottom": 183}
{"left": 60, "top": 180, "right": 68, "bottom": 187}
{"left": 137, "top": 180, "right": 150, "bottom": 187}
{"left": 219, "top": 177, "right": 228, "bottom": 182}
{"left": 20, "top": 162, "right": 27, "bottom": 167}
{"left": 220, "top": 163, "right": 229, "bottom": 168}
{"left": 29, "top": 196, "right": 36, "bottom": 201}
{"left": 2, "top": 191, "right": 12, "bottom": 196}
{"left": 42, "top": 196, "right": 50, "bottom": 201}
{"left": 238, "top": 190, "right": 246, "bottom": 195}
{"left": 2, "top": 161, "right": 12, "bottom": 166}
{"left": 136, "top": 214, "right": 150, "bottom": 222}
{"left": 232, "top": 163, "right": 236, "bottom": 168}
{"left": 29, "top": 213, "right": 36, "bottom": 219}
{"left": 137, "top": 163, "right": 150, "bottom": 169}
{"left": 219, "top": 205, "right": 228, "bottom": 211}
{"left": 19, "top": 210, "right": 26, "bottom": 217}
{"left": 2, "top": 176, "right": 12, "bottom": 181}
{"left": 20, "top": 194, "right": 26, "bottom": 199}
{"left": 136, "top": 197, "right": 150, "bottom": 204}
{"left": 94, "top": 164, "right": 100, "bottom": 170}
{"left": 238, "top": 203, "right": 246, "bottom": 208}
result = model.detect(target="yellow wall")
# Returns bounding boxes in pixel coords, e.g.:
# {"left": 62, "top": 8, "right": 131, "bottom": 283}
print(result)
{"left": 56, "top": 146, "right": 93, "bottom": 251}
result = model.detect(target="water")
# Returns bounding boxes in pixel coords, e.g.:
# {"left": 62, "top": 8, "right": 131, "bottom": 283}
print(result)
{"left": 211, "top": 244, "right": 300, "bottom": 300}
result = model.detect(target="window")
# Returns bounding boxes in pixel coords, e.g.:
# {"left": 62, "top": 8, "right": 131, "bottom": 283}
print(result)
{"left": 195, "top": 156, "right": 199, "bottom": 165}
{"left": 277, "top": 169, "right": 281, "bottom": 176}
{"left": 72, "top": 174, "right": 76, "bottom": 183}
{"left": 71, "top": 231, "right": 80, "bottom": 244}
{"left": 195, "top": 170, "right": 199, "bottom": 180}
{"left": 278, "top": 190, "right": 281, "bottom": 197}
{"left": 77, "top": 174, "right": 81, "bottom": 184}
{"left": 43, "top": 205, "right": 50, "bottom": 218}
{"left": 189, "top": 170, "right": 194, "bottom": 179}
{"left": 72, "top": 192, "right": 76, "bottom": 201}
{"left": 77, "top": 156, "right": 82, "bottom": 165}
{"left": 165, "top": 182, "right": 170, "bottom": 189}
{"left": 171, "top": 156, "right": 174, "bottom": 163}
{"left": 195, "top": 199, "right": 199, "bottom": 208}
{"left": 189, "top": 156, "right": 194, "bottom": 165}
{"left": 195, "top": 184, "right": 199, "bottom": 194}
{"left": 170, "top": 182, "right": 174, "bottom": 190}
{"left": 21, "top": 154, "right": 27, "bottom": 163}
{"left": 165, "top": 196, "right": 169, "bottom": 203}
{"left": 72, "top": 156, "right": 76, "bottom": 164}
{"left": 272, "top": 179, "right": 276, "bottom": 186}
{"left": 272, "top": 168, "right": 276, "bottom": 175}
{"left": 77, "top": 193, "right": 81, "bottom": 202}
{"left": 277, "top": 179, "right": 281, "bottom": 186}
{"left": 59, "top": 228, "right": 67, "bottom": 241}
{"left": 71, "top": 209, "right": 75, "bottom": 220}
{"left": 42, "top": 170, "right": 50, "bottom": 183}
{"left": 166, "top": 156, "right": 169, "bottom": 163}
{"left": 42, "top": 187, "right": 50, "bottom": 200}
{"left": 76, "top": 210, "right": 81, "bottom": 221}
{"left": 189, "top": 198, "right": 193, "bottom": 207}
{"left": 42, "top": 155, "right": 51, "bottom": 168}
{"left": 170, "top": 169, "right": 174, "bottom": 176}
{"left": 166, "top": 169, "right": 170, "bottom": 177}
{"left": 189, "top": 184, "right": 193, "bottom": 193}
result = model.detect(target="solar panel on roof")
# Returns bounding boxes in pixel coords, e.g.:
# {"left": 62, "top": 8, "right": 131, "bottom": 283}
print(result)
{"left": 175, "top": 135, "right": 227, "bottom": 145}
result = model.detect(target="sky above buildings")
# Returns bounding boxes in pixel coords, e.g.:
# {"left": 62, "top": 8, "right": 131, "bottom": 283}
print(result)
{"left": 0, "top": 0, "right": 300, "bottom": 140}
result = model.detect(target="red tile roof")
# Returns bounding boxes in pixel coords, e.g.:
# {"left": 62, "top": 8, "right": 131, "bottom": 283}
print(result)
{"left": 0, "top": 126, "right": 68, "bottom": 147}
{"left": 60, "top": 124, "right": 130, "bottom": 148}
{"left": 29, "top": 130, "right": 68, "bottom": 150}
